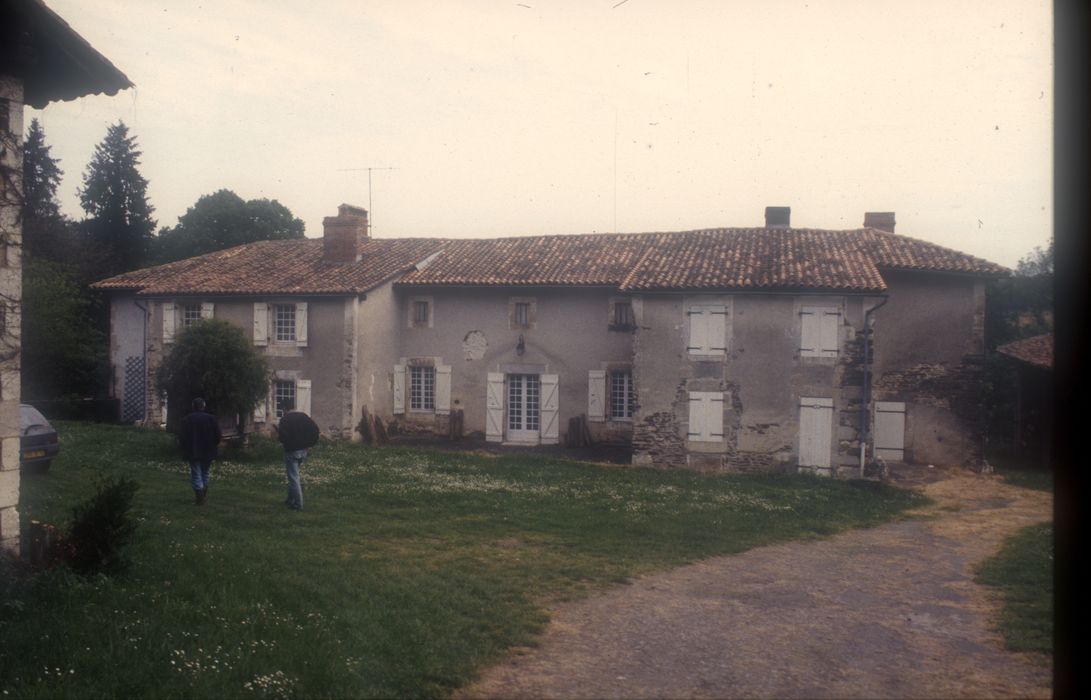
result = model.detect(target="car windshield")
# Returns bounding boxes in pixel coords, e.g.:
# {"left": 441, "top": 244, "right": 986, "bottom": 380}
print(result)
{"left": 20, "top": 405, "right": 50, "bottom": 431}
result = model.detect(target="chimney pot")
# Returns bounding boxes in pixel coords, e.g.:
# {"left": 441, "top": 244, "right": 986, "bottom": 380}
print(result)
{"left": 322, "top": 203, "right": 369, "bottom": 263}
{"left": 863, "top": 212, "right": 896, "bottom": 233}
{"left": 764, "top": 206, "right": 791, "bottom": 228}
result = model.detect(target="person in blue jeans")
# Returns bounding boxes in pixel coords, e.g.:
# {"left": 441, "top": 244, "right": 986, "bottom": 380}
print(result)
{"left": 274, "top": 410, "right": 320, "bottom": 510}
{"left": 179, "top": 398, "right": 222, "bottom": 505}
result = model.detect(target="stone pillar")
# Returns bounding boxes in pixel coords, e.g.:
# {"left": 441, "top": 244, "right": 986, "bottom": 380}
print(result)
{"left": 0, "top": 74, "right": 25, "bottom": 555}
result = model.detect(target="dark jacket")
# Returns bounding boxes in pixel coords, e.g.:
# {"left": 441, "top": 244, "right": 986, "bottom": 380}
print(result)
{"left": 179, "top": 410, "right": 222, "bottom": 461}
{"left": 277, "top": 411, "right": 320, "bottom": 452}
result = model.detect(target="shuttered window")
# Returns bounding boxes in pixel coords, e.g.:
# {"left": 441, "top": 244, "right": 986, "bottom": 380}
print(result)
{"left": 800, "top": 307, "right": 841, "bottom": 357}
{"left": 687, "top": 391, "right": 725, "bottom": 442}
{"left": 274, "top": 380, "right": 296, "bottom": 418}
{"left": 410, "top": 366, "right": 436, "bottom": 411}
{"left": 687, "top": 306, "right": 728, "bottom": 356}
{"left": 609, "top": 370, "right": 635, "bottom": 420}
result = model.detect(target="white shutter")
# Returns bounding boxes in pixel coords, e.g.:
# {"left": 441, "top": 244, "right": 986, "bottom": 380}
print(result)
{"left": 393, "top": 365, "right": 406, "bottom": 413}
{"left": 540, "top": 374, "right": 559, "bottom": 444}
{"left": 435, "top": 365, "right": 452, "bottom": 415}
{"left": 709, "top": 306, "right": 728, "bottom": 353}
{"left": 874, "top": 401, "right": 906, "bottom": 461}
{"left": 819, "top": 311, "right": 840, "bottom": 357}
{"left": 253, "top": 393, "right": 268, "bottom": 423}
{"left": 295, "top": 302, "right": 308, "bottom": 346}
{"left": 587, "top": 370, "right": 606, "bottom": 422}
{"left": 253, "top": 302, "right": 269, "bottom": 346}
{"left": 162, "top": 302, "right": 176, "bottom": 343}
{"left": 799, "top": 397, "right": 834, "bottom": 469}
{"left": 707, "top": 392, "right": 725, "bottom": 439}
{"left": 200, "top": 302, "right": 215, "bottom": 319}
{"left": 486, "top": 373, "right": 505, "bottom": 443}
{"left": 296, "top": 379, "right": 312, "bottom": 416}
{"left": 688, "top": 391, "right": 724, "bottom": 441}
{"left": 800, "top": 309, "right": 818, "bottom": 354}
{"left": 687, "top": 307, "right": 708, "bottom": 353}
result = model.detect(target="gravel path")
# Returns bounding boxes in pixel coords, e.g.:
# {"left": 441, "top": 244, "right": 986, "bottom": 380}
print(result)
{"left": 458, "top": 467, "right": 1052, "bottom": 699}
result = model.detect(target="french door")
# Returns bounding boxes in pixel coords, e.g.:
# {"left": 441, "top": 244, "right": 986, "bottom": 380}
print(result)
{"left": 506, "top": 374, "right": 540, "bottom": 443}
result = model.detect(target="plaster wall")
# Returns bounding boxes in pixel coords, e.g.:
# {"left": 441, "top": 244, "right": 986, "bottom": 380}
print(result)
{"left": 391, "top": 286, "right": 634, "bottom": 441}
{"left": 871, "top": 271, "right": 987, "bottom": 466}
{"left": 357, "top": 280, "right": 402, "bottom": 427}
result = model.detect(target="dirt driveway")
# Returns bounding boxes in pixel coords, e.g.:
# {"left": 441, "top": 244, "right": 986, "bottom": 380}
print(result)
{"left": 458, "top": 467, "right": 1053, "bottom": 699}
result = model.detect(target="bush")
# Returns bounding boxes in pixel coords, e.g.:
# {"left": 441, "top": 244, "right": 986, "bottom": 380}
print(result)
{"left": 61, "top": 477, "right": 140, "bottom": 577}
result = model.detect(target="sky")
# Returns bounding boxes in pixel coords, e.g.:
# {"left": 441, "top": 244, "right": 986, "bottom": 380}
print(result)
{"left": 33, "top": 0, "right": 1052, "bottom": 269}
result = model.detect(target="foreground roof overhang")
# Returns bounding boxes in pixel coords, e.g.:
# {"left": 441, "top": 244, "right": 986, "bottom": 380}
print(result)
{"left": 997, "top": 333, "right": 1053, "bottom": 370}
{"left": 2, "top": 0, "right": 132, "bottom": 108}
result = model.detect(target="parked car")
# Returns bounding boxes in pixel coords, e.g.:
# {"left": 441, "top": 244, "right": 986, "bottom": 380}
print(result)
{"left": 20, "top": 404, "right": 60, "bottom": 473}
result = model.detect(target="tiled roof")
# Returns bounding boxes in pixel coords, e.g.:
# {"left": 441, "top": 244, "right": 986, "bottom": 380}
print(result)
{"left": 94, "top": 226, "right": 1008, "bottom": 296}
{"left": 997, "top": 333, "right": 1053, "bottom": 370}
{"left": 92, "top": 238, "right": 446, "bottom": 296}
{"left": 400, "top": 234, "right": 652, "bottom": 287}
{"left": 401, "top": 227, "right": 1008, "bottom": 292}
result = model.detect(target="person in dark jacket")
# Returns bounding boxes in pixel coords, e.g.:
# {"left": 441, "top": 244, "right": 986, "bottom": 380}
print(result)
{"left": 274, "top": 410, "right": 320, "bottom": 510}
{"left": 179, "top": 398, "right": 222, "bottom": 505}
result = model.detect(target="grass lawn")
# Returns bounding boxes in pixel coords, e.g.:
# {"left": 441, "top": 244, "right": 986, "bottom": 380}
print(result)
{"left": 975, "top": 522, "right": 1053, "bottom": 658}
{"left": 4, "top": 421, "right": 926, "bottom": 698}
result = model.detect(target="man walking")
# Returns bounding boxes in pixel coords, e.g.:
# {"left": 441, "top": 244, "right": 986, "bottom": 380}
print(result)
{"left": 179, "top": 398, "right": 222, "bottom": 505}
{"left": 275, "top": 410, "right": 320, "bottom": 511}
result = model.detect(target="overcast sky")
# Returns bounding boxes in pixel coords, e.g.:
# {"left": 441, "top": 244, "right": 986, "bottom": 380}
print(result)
{"left": 34, "top": 0, "right": 1051, "bottom": 268}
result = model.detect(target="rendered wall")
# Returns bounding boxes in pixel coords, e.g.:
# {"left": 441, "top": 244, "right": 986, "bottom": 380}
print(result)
{"left": 389, "top": 286, "right": 634, "bottom": 442}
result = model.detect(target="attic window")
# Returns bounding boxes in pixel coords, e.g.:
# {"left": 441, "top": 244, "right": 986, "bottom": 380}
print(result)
{"left": 610, "top": 301, "right": 635, "bottom": 330}
{"left": 509, "top": 298, "right": 536, "bottom": 329}
{"left": 410, "top": 299, "right": 432, "bottom": 328}
{"left": 514, "top": 302, "right": 530, "bottom": 327}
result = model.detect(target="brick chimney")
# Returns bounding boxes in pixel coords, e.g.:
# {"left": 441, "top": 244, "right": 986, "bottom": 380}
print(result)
{"left": 863, "top": 211, "right": 896, "bottom": 233}
{"left": 764, "top": 206, "right": 791, "bottom": 228}
{"left": 322, "top": 204, "right": 369, "bottom": 263}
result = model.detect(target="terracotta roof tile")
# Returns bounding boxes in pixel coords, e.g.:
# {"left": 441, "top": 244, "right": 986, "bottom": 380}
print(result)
{"left": 93, "top": 238, "right": 446, "bottom": 295}
{"left": 94, "top": 226, "right": 1008, "bottom": 296}
{"left": 997, "top": 333, "right": 1053, "bottom": 370}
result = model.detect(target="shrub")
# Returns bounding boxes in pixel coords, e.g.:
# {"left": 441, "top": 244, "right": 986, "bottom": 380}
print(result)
{"left": 61, "top": 477, "right": 140, "bottom": 577}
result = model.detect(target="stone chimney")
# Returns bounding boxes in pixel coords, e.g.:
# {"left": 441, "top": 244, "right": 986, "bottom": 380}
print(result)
{"left": 764, "top": 206, "right": 791, "bottom": 228}
{"left": 322, "top": 204, "right": 369, "bottom": 263}
{"left": 863, "top": 212, "right": 896, "bottom": 233}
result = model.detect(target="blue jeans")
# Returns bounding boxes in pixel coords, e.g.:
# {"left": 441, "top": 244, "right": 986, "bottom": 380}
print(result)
{"left": 189, "top": 459, "right": 212, "bottom": 491}
{"left": 285, "top": 449, "right": 307, "bottom": 510}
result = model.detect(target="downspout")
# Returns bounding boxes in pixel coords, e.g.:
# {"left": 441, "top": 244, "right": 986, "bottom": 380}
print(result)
{"left": 134, "top": 298, "right": 150, "bottom": 424}
{"left": 860, "top": 295, "right": 889, "bottom": 477}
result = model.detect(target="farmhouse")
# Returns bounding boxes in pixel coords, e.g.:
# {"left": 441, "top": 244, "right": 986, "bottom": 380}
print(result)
{"left": 93, "top": 205, "right": 1006, "bottom": 476}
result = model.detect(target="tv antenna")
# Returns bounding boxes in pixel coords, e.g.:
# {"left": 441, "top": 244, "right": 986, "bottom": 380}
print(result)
{"left": 337, "top": 166, "right": 396, "bottom": 232}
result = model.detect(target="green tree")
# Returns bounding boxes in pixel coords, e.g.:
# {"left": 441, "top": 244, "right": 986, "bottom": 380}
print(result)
{"left": 152, "top": 189, "right": 305, "bottom": 263}
{"left": 21, "top": 259, "right": 107, "bottom": 401}
{"left": 78, "top": 121, "right": 156, "bottom": 275}
{"left": 156, "top": 319, "right": 269, "bottom": 434}
{"left": 21, "top": 119, "right": 67, "bottom": 258}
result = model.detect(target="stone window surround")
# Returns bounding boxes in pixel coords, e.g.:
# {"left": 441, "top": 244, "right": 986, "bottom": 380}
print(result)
{"left": 408, "top": 295, "right": 434, "bottom": 329}
{"left": 508, "top": 296, "right": 536, "bottom": 330}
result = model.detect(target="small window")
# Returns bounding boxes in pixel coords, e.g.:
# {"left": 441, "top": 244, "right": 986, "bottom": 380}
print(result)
{"left": 413, "top": 300, "right": 430, "bottom": 326}
{"left": 611, "top": 301, "right": 635, "bottom": 329}
{"left": 514, "top": 302, "right": 530, "bottom": 327}
{"left": 274, "top": 304, "right": 297, "bottom": 342}
{"left": 0, "top": 98, "right": 9, "bottom": 133}
{"left": 182, "top": 304, "right": 202, "bottom": 327}
{"left": 609, "top": 370, "right": 634, "bottom": 420}
{"left": 409, "top": 366, "right": 435, "bottom": 411}
{"left": 275, "top": 380, "right": 296, "bottom": 418}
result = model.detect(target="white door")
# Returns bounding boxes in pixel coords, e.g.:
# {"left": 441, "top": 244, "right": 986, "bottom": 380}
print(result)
{"left": 799, "top": 397, "right": 834, "bottom": 470}
{"left": 506, "top": 374, "right": 540, "bottom": 443}
{"left": 874, "top": 401, "right": 906, "bottom": 461}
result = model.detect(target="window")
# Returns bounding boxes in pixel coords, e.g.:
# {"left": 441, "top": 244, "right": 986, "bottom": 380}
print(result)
{"left": 509, "top": 297, "right": 536, "bottom": 329}
{"left": 182, "top": 304, "right": 202, "bottom": 327}
{"left": 274, "top": 304, "right": 296, "bottom": 342}
{"left": 609, "top": 370, "right": 634, "bottom": 419}
{"left": 275, "top": 380, "right": 296, "bottom": 418}
{"left": 0, "top": 98, "right": 9, "bottom": 133}
{"left": 687, "top": 305, "right": 728, "bottom": 356}
{"left": 800, "top": 307, "right": 840, "bottom": 358}
{"left": 409, "top": 366, "right": 435, "bottom": 411}
{"left": 514, "top": 302, "right": 530, "bottom": 327}
{"left": 687, "top": 391, "right": 725, "bottom": 442}
{"left": 412, "top": 300, "right": 430, "bottom": 326}
{"left": 610, "top": 301, "right": 635, "bottom": 329}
